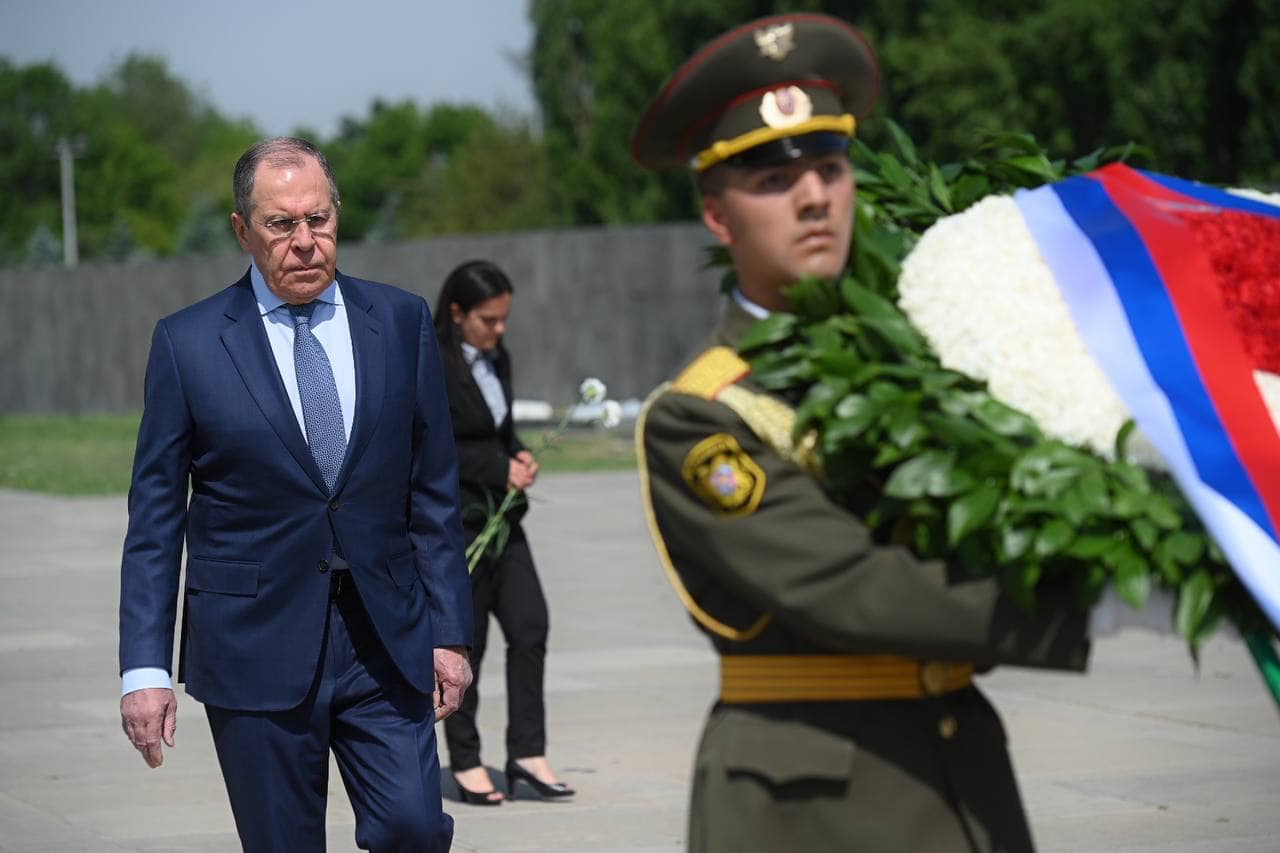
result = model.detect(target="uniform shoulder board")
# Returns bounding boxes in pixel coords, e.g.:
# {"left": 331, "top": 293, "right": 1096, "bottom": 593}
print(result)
{"left": 670, "top": 346, "right": 751, "bottom": 400}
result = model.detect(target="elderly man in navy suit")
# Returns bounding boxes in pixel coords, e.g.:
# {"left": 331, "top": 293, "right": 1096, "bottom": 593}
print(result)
{"left": 118, "top": 137, "right": 473, "bottom": 852}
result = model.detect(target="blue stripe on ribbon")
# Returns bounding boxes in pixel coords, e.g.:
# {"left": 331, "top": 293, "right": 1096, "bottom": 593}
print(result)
{"left": 1140, "top": 170, "right": 1280, "bottom": 219}
{"left": 1052, "top": 175, "right": 1277, "bottom": 540}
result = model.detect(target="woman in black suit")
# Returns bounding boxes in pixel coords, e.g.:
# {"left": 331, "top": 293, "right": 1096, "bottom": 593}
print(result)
{"left": 434, "top": 260, "right": 574, "bottom": 805}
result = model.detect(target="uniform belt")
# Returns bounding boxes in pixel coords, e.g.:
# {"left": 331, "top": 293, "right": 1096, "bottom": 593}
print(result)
{"left": 719, "top": 654, "right": 974, "bottom": 703}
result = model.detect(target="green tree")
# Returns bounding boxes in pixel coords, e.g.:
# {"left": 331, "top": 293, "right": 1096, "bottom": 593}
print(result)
{"left": 401, "top": 113, "right": 557, "bottom": 235}
{"left": 528, "top": 0, "right": 1280, "bottom": 226}
{"left": 0, "top": 53, "right": 260, "bottom": 266}
{"left": 0, "top": 60, "right": 74, "bottom": 264}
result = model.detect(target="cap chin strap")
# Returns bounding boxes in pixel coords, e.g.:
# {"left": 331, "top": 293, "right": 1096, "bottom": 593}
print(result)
{"left": 692, "top": 114, "right": 855, "bottom": 172}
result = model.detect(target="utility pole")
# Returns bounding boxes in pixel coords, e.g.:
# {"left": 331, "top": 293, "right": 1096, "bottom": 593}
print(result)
{"left": 55, "top": 136, "right": 80, "bottom": 268}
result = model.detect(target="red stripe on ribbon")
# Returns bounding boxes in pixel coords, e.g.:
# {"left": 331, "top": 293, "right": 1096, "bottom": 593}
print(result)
{"left": 1091, "top": 164, "right": 1280, "bottom": 536}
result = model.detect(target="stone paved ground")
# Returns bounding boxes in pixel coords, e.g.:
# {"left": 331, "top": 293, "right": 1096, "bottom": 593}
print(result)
{"left": 2, "top": 472, "right": 1278, "bottom": 852}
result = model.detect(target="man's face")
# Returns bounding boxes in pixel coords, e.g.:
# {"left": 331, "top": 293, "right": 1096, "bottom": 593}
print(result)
{"left": 231, "top": 156, "right": 339, "bottom": 305}
{"left": 701, "top": 151, "right": 855, "bottom": 311}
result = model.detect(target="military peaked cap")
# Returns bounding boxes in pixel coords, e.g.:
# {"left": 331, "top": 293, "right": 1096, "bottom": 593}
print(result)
{"left": 632, "top": 13, "right": 879, "bottom": 173}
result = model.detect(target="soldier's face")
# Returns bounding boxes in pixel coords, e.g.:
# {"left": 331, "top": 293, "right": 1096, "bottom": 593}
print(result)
{"left": 231, "top": 156, "right": 340, "bottom": 305}
{"left": 701, "top": 152, "right": 854, "bottom": 311}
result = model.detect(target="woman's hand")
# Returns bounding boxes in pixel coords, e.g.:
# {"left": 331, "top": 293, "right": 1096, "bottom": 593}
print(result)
{"left": 515, "top": 450, "right": 539, "bottom": 485}
{"left": 508, "top": 456, "right": 537, "bottom": 491}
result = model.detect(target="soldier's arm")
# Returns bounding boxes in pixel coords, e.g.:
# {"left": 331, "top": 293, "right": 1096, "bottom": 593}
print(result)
{"left": 641, "top": 391, "right": 1089, "bottom": 671}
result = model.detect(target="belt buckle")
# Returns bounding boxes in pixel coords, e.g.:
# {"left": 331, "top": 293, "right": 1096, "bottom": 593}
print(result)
{"left": 920, "top": 660, "right": 953, "bottom": 697}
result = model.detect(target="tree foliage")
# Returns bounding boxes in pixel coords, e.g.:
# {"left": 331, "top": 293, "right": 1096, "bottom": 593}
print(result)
{"left": 3, "top": 3, "right": 1276, "bottom": 264}
{"left": 529, "top": 0, "right": 1280, "bottom": 224}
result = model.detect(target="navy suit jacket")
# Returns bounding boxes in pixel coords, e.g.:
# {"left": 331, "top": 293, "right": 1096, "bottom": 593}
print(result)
{"left": 119, "top": 270, "right": 473, "bottom": 712}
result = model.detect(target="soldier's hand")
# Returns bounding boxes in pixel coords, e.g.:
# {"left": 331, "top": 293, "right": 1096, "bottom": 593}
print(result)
{"left": 121, "top": 687, "right": 177, "bottom": 768}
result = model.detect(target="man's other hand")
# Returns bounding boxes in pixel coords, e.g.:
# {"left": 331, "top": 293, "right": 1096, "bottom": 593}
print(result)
{"left": 432, "top": 646, "right": 473, "bottom": 722}
{"left": 121, "top": 687, "right": 177, "bottom": 768}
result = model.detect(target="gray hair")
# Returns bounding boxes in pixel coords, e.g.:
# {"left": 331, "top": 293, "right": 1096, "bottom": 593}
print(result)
{"left": 232, "top": 137, "right": 341, "bottom": 220}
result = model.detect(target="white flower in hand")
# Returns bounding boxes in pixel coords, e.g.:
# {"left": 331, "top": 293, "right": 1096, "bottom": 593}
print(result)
{"left": 579, "top": 377, "right": 607, "bottom": 404}
{"left": 600, "top": 400, "right": 623, "bottom": 429}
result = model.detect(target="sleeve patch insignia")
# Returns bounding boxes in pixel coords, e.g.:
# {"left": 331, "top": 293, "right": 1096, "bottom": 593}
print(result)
{"left": 681, "top": 433, "right": 766, "bottom": 516}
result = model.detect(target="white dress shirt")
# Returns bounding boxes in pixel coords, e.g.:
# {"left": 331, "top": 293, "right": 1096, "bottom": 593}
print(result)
{"left": 461, "top": 342, "right": 509, "bottom": 427}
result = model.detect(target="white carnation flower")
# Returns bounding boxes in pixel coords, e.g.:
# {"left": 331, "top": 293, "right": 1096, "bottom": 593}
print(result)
{"left": 579, "top": 377, "right": 607, "bottom": 404}
{"left": 898, "top": 195, "right": 1144, "bottom": 461}
{"left": 600, "top": 400, "right": 623, "bottom": 429}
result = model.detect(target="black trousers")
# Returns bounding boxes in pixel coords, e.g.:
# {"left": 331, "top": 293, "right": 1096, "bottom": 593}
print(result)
{"left": 444, "top": 526, "right": 550, "bottom": 771}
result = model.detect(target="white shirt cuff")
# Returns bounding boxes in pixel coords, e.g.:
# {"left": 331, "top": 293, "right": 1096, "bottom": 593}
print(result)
{"left": 122, "top": 667, "right": 173, "bottom": 695}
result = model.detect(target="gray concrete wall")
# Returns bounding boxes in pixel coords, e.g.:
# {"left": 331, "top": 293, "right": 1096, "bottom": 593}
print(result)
{"left": 0, "top": 222, "right": 724, "bottom": 413}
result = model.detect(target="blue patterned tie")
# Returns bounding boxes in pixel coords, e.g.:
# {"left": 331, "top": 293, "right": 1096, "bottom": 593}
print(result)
{"left": 289, "top": 302, "right": 347, "bottom": 494}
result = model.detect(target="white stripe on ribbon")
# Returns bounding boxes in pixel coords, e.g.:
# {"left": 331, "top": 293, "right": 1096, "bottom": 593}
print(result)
{"left": 1015, "top": 184, "right": 1280, "bottom": 631}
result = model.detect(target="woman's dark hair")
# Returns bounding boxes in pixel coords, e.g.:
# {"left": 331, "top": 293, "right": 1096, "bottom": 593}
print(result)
{"left": 434, "top": 259, "right": 516, "bottom": 357}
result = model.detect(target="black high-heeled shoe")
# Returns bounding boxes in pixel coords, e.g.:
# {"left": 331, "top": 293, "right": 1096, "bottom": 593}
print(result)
{"left": 452, "top": 771, "right": 504, "bottom": 806}
{"left": 505, "top": 759, "right": 575, "bottom": 800}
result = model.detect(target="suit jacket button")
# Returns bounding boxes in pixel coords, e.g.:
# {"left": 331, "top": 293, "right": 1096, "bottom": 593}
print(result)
{"left": 329, "top": 499, "right": 340, "bottom": 511}
{"left": 938, "top": 715, "right": 958, "bottom": 740}
{"left": 318, "top": 559, "right": 329, "bottom": 573}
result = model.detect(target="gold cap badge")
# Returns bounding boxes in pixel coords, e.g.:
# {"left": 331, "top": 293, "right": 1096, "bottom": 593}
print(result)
{"left": 759, "top": 86, "right": 813, "bottom": 129}
{"left": 753, "top": 22, "right": 796, "bottom": 61}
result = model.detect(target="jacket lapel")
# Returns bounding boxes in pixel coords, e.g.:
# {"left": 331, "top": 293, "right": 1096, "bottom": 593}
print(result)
{"left": 334, "top": 273, "right": 385, "bottom": 493}
{"left": 219, "top": 272, "right": 329, "bottom": 494}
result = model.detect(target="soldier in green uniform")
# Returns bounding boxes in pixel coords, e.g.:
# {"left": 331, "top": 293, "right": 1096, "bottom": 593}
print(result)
{"left": 631, "top": 14, "right": 1091, "bottom": 853}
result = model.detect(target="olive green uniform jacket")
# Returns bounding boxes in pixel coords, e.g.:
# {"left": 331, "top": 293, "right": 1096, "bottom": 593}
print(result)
{"left": 637, "top": 298, "right": 1091, "bottom": 853}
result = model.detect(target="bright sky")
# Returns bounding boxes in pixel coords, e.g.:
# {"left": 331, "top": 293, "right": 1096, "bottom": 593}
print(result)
{"left": 0, "top": 0, "right": 536, "bottom": 136}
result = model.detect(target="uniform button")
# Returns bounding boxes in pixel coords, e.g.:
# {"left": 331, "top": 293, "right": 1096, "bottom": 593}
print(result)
{"left": 318, "top": 559, "right": 329, "bottom": 573}
{"left": 938, "top": 714, "right": 958, "bottom": 740}
{"left": 921, "top": 661, "right": 950, "bottom": 696}
{"left": 329, "top": 499, "right": 340, "bottom": 511}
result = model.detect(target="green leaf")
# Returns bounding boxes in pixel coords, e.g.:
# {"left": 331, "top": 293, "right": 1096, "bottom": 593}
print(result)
{"left": 1175, "top": 570, "right": 1215, "bottom": 641}
{"left": 1105, "top": 542, "right": 1150, "bottom": 608}
{"left": 1034, "top": 519, "right": 1075, "bottom": 558}
{"left": 884, "top": 119, "right": 919, "bottom": 166}
{"left": 1145, "top": 494, "right": 1182, "bottom": 529}
{"left": 1114, "top": 419, "right": 1137, "bottom": 459}
{"left": 794, "top": 379, "right": 851, "bottom": 431}
{"left": 1066, "top": 533, "right": 1118, "bottom": 559}
{"left": 784, "top": 277, "right": 842, "bottom": 321}
{"left": 1007, "top": 154, "right": 1061, "bottom": 183}
{"left": 884, "top": 450, "right": 954, "bottom": 499}
{"left": 859, "top": 315, "right": 927, "bottom": 355}
{"left": 885, "top": 403, "right": 927, "bottom": 449}
{"left": 972, "top": 397, "right": 1039, "bottom": 438}
{"left": 738, "top": 314, "right": 797, "bottom": 353}
{"left": 920, "top": 412, "right": 993, "bottom": 449}
{"left": 822, "top": 396, "right": 879, "bottom": 451}
{"left": 1129, "top": 517, "right": 1159, "bottom": 552}
{"left": 948, "top": 483, "right": 1001, "bottom": 546}
{"left": 1163, "top": 531, "right": 1206, "bottom": 566}
{"left": 928, "top": 165, "right": 953, "bottom": 212}
{"left": 999, "top": 526, "right": 1035, "bottom": 561}
{"left": 1109, "top": 461, "right": 1151, "bottom": 495}
{"left": 877, "top": 153, "right": 915, "bottom": 191}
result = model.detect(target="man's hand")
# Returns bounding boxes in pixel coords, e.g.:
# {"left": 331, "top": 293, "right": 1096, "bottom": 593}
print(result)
{"left": 433, "top": 646, "right": 473, "bottom": 722}
{"left": 120, "top": 687, "right": 178, "bottom": 768}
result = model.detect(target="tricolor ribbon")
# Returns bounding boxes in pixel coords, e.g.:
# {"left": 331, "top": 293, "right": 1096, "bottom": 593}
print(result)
{"left": 1015, "top": 164, "right": 1280, "bottom": 634}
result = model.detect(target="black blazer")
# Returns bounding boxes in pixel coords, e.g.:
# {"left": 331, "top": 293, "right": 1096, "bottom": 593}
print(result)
{"left": 441, "top": 343, "right": 528, "bottom": 533}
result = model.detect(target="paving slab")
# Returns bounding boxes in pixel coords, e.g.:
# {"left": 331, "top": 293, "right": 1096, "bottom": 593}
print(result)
{"left": 1, "top": 473, "right": 1277, "bottom": 852}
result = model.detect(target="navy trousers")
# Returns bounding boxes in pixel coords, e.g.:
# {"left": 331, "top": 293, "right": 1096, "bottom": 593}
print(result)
{"left": 206, "top": 576, "right": 453, "bottom": 852}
